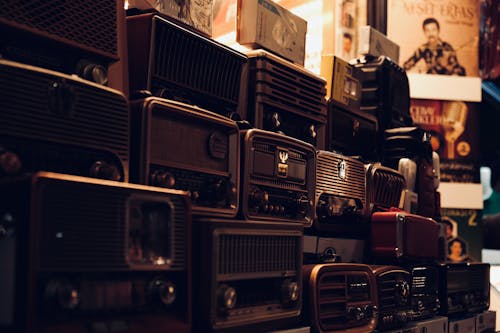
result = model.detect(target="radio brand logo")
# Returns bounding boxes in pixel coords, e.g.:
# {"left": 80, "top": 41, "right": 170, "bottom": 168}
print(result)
{"left": 338, "top": 160, "right": 347, "bottom": 179}
{"left": 277, "top": 149, "right": 289, "bottom": 178}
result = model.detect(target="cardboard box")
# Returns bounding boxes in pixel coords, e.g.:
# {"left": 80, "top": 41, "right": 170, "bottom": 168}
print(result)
{"left": 237, "top": 0, "right": 307, "bottom": 65}
{"left": 358, "top": 25, "right": 400, "bottom": 62}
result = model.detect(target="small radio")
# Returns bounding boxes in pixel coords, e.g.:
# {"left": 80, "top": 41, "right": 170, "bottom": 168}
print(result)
{"left": 127, "top": 13, "right": 248, "bottom": 120}
{"left": 240, "top": 129, "right": 316, "bottom": 225}
{"left": 370, "top": 265, "right": 412, "bottom": 331}
{"left": 0, "top": 172, "right": 192, "bottom": 333}
{"left": 245, "top": 50, "right": 327, "bottom": 149}
{"left": 193, "top": 219, "right": 303, "bottom": 332}
{"left": 407, "top": 265, "right": 440, "bottom": 321}
{"left": 324, "top": 56, "right": 378, "bottom": 160}
{"left": 313, "top": 151, "right": 367, "bottom": 236}
{"left": 0, "top": 59, "right": 129, "bottom": 181}
{"left": 0, "top": 0, "right": 122, "bottom": 85}
{"left": 365, "top": 163, "right": 406, "bottom": 214}
{"left": 130, "top": 96, "right": 240, "bottom": 217}
{"left": 303, "top": 235, "right": 365, "bottom": 264}
{"left": 302, "top": 263, "right": 378, "bottom": 332}
{"left": 438, "top": 262, "right": 490, "bottom": 317}
{"left": 370, "top": 211, "right": 440, "bottom": 262}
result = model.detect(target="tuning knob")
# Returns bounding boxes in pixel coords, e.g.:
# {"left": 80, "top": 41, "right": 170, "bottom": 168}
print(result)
{"left": 211, "top": 179, "right": 237, "bottom": 205}
{"left": 249, "top": 188, "right": 269, "bottom": 209}
{"left": 150, "top": 170, "right": 176, "bottom": 188}
{"left": 348, "top": 306, "right": 365, "bottom": 321}
{"left": 44, "top": 280, "right": 80, "bottom": 311}
{"left": 0, "top": 149, "right": 21, "bottom": 175}
{"left": 77, "top": 60, "right": 108, "bottom": 85}
{"left": 89, "top": 161, "right": 121, "bottom": 181}
{"left": 217, "top": 284, "right": 237, "bottom": 311}
{"left": 148, "top": 279, "right": 176, "bottom": 306}
{"left": 281, "top": 279, "right": 299, "bottom": 306}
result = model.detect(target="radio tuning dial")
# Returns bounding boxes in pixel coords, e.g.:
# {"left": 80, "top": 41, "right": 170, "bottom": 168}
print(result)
{"left": 249, "top": 188, "right": 269, "bottom": 208}
{"left": 281, "top": 279, "right": 299, "bottom": 306}
{"left": 212, "top": 179, "right": 236, "bottom": 205}
{"left": 0, "top": 149, "right": 21, "bottom": 175}
{"left": 44, "top": 280, "right": 80, "bottom": 311}
{"left": 217, "top": 284, "right": 237, "bottom": 311}
{"left": 78, "top": 60, "right": 108, "bottom": 85}
{"left": 89, "top": 161, "right": 121, "bottom": 181}
{"left": 150, "top": 170, "right": 176, "bottom": 188}
{"left": 148, "top": 279, "right": 176, "bottom": 306}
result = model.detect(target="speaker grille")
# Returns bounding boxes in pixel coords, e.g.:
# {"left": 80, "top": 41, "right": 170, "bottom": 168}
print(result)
{"left": 367, "top": 166, "right": 405, "bottom": 209}
{"left": 0, "top": 0, "right": 117, "bottom": 57}
{"left": 217, "top": 234, "right": 299, "bottom": 275}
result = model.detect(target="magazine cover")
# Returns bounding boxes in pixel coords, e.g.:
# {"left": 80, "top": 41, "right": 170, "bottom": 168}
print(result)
{"left": 387, "top": 0, "right": 480, "bottom": 77}
{"left": 410, "top": 98, "right": 480, "bottom": 183}
{"left": 442, "top": 208, "right": 482, "bottom": 262}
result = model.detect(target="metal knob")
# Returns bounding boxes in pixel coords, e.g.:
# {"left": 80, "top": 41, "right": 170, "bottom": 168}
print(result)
{"left": 0, "top": 149, "right": 21, "bottom": 175}
{"left": 148, "top": 279, "right": 176, "bottom": 306}
{"left": 150, "top": 170, "right": 176, "bottom": 188}
{"left": 78, "top": 61, "right": 108, "bottom": 85}
{"left": 44, "top": 280, "right": 80, "bottom": 311}
{"left": 217, "top": 284, "right": 237, "bottom": 311}
{"left": 249, "top": 188, "right": 269, "bottom": 208}
{"left": 89, "top": 161, "right": 121, "bottom": 181}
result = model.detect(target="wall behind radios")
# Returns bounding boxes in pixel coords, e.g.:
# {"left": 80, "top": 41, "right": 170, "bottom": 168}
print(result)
{"left": 0, "top": 1, "right": 494, "bottom": 333}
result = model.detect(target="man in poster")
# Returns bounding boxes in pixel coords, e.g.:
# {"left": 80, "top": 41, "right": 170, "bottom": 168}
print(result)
{"left": 403, "top": 17, "right": 466, "bottom": 76}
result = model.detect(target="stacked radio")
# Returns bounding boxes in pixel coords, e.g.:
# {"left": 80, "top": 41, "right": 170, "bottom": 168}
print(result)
{"left": 0, "top": 1, "right": 493, "bottom": 333}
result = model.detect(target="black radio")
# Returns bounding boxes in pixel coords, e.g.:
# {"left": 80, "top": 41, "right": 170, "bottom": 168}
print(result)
{"left": 127, "top": 13, "right": 248, "bottom": 120}
{"left": 240, "top": 129, "right": 316, "bottom": 225}
{"left": 0, "top": 0, "right": 123, "bottom": 86}
{"left": 302, "top": 263, "right": 378, "bottom": 332}
{"left": 365, "top": 163, "right": 406, "bottom": 213}
{"left": 438, "top": 262, "right": 490, "bottom": 317}
{"left": 0, "top": 59, "right": 129, "bottom": 181}
{"left": 193, "top": 219, "right": 303, "bottom": 332}
{"left": 130, "top": 96, "right": 240, "bottom": 217}
{"left": 370, "top": 265, "right": 412, "bottom": 331}
{"left": 325, "top": 56, "right": 378, "bottom": 160}
{"left": 0, "top": 172, "right": 191, "bottom": 333}
{"left": 407, "top": 265, "right": 440, "bottom": 321}
{"left": 245, "top": 50, "right": 327, "bottom": 149}
{"left": 313, "top": 151, "right": 367, "bottom": 236}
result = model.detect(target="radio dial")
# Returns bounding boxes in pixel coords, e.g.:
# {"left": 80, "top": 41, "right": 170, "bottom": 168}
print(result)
{"left": 0, "top": 149, "right": 21, "bottom": 175}
{"left": 44, "top": 280, "right": 80, "bottom": 311}
{"left": 150, "top": 170, "right": 176, "bottom": 188}
{"left": 348, "top": 306, "right": 365, "bottom": 321}
{"left": 148, "top": 279, "right": 176, "bottom": 306}
{"left": 78, "top": 61, "right": 108, "bottom": 85}
{"left": 281, "top": 279, "right": 299, "bottom": 306}
{"left": 217, "top": 284, "right": 237, "bottom": 310}
{"left": 90, "top": 161, "right": 121, "bottom": 181}
{"left": 249, "top": 188, "right": 269, "bottom": 208}
{"left": 395, "top": 311, "right": 408, "bottom": 324}
{"left": 211, "top": 179, "right": 236, "bottom": 205}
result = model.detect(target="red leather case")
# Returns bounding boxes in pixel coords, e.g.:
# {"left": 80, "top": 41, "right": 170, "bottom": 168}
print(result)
{"left": 371, "top": 211, "right": 439, "bottom": 261}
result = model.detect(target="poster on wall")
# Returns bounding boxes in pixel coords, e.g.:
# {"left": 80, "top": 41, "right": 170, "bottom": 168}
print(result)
{"left": 387, "top": 0, "right": 480, "bottom": 77}
{"left": 410, "top": 98, "right": 480, "bottom": 183}
{"left": 442, "top": 208, "right": 482, "bottom": 262}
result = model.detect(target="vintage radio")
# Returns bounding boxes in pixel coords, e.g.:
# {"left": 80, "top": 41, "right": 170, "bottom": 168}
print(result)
{"left": 130, "top": 96, "right": 240, "bottom": 217}
{"left": 302, "top": 263, "right": 378, "bottom": 333}
{"left": 370, "top": 266, "right": 412, "bottom": 331}
{"left": 0, "top": 59, "right": 129, "bottom": 181}
{"left": 365, "top": 163, "right": 406, "bottom": 213}
{"left": 438, "top": 262, "right": 490, "bottom": 317}
{"left": 0, "top": 172, "right": 191, "bottom": 333}
{"left": 406, "top": 265, "right": 440, "bottom": 321}
{"left": 370, "top": 211, "right": 440, "bottom": 262}
{"left": 324, "top": 56, "right": 378, "bottom": 160}
{"left": 193, "top": 219, "right": 303, "bottom": 332}
{"left": 448, "top": 316, "right": 476, "bottom": 333}
{"left": 240, "top": 129, "right": 316, "bottom": 225}
{"left": 313, "top": 151, "right": 367, "bottom": 236}
{"left": 127, "top": 13, "right": 248, "bottom": 119}
{"left": 353, "top": 56, "right": 413, "bottom": 134}
{"left": 404, "top": 316, "right": 448, "bottom": 333}
{"left": 303, "top": 235, "right": 365, "bottom": 264}
{"left": 0, "top": 0, "right": 122, "bottom": 86}
{"left": 476, "top": 311, "right": 496, "bottom": 333}
{"left": 246, "top": 50, "right": 327, "bottom": 149}
{"left": 358, "top": 26, "right": 400, "bottom": 62}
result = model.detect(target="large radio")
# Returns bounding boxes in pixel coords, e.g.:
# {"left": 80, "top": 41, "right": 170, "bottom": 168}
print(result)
{"left": 130, "top": 96, "right": 240, "bottom": 217}
{"left": 370, "top": 211, "right": 440, "bottom": 262}
{"left": 240, "top": 129, "right": 316, "bottom": 225}
{"left": 0, "top": 0, "right": 122, "bottom": 86}
{"left": 407, "top": 265, "right": 440, "bottom": 321}
{"left": 325, "top": 56, "right": 378, "bottom": 160}
{"left": 365, "top": 163, "right": 406, "bottom": 213}
{"left": 193, "top": 219, "right": 303, "bottom": 332}
{"left": 0, "top": 172, "right": 192, "bottom": 333}
{"left": 370, "top": 265, "right": 412, "bottom": 331}
{"left": 245, "top": 50, "right": 327, "bottom": 149}
{"left": 303, "top": 235, "right": 365, "bottom": 264}
{"left": 302, "top": 263, "right": 378, "bottom": 333}
{"left": 0, "top": 60, "right": 129, "bottom": 181}
{"left": 127, "top": 13, "right": 248, "bottom": 119}
{"left": 438, "top": 262, "right": 490, "bottom": 317}
{"left": 313, "top": 151, "right": 367, "bottom": 236}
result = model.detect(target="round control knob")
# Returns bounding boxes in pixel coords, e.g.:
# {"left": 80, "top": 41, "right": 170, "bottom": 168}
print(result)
{"left": 44, "top": 280, "right": 80, "bottom": 311}
{"left": 281, "top": 279, "right": 299, "bottom": 306}
{"left": 89, "top": 161, "right": 121, "bottom": 181}
{"left": 211, "top": 179, "right": 237, "bottom": 205}
{"left": 148, "top": 279, "right": 176, "bottom": 306}
{"left": 150, "top": 170, "right": 176, "bottom": 188}
{"left": 348, "top": 306, "right": 365, "bottom": 321}
{"left": 217, "top": 284, "right": 237, "bottom": 311}
{"left": 271, "top": 112, "right": 281, "bottom": 129}
{"left": 395, "top": 311, "right": 408, "bottom": 324}
{"left": 79, "top": 62, "right": 108, "bottom": 85}
{"left": 296, "top": 195, "right": 310, "bottom": 216}
{"left": 249, "top": 188, "right": 269, "bottom": 208}
{"left": 0, "top": 149, "right": 21, "bottom": 175}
